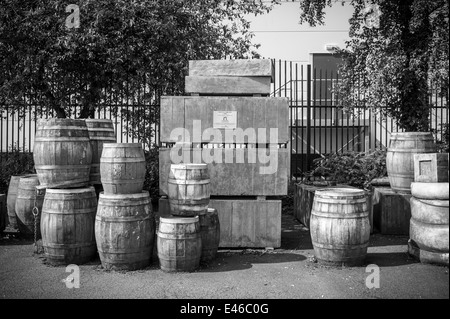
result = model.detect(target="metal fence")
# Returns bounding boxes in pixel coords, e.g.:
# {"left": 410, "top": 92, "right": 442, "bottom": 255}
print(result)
{"left": 270, "top": 59, "right": 449, "bottom": 180}
{"left": 1, "top": 59, "right": 449, "bottom": 181}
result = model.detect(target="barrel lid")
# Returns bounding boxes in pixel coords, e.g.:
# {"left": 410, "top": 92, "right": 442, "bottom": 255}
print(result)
{"left": 160, "top": 216, "right": 199, "bottom": 224}
{"left": 170, "top": 164, "right": 208, "bottom": 170}
{"left": 46, "top": 186, "right": 95, "bottom": 194}
{"left": 315, "top": 188, "right": 366, "bottom": 198}
{"left": 99, "top": 191, "right": 150, "bottom": 200}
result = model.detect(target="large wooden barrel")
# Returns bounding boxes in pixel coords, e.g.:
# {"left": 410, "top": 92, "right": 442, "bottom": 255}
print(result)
{"left": 409, "top": 197, "right": 449, "bottom": 266}
{"left": 33, "top": 118, "right": 92, "bottom": 188}
{"left": 198, "top": 208, "right": 221, "bottom": 263}
{"left": 386, "top": 132, "right": 436, "bottom": 194}
{"left": 100, "top": 143, "right": 146, "bottom": 194}
{"left": 40, "top": 187, "right": 97, "bottom": 265}
{"left": 85, "top": 119, "right": 117, "bottom": 185}
{"left": 6, "top": 175, "right": 22, "bottom": 228}
{"left": 95, "top": 191, "right": 155, "bottom": 270}
{"left": 168, "top": 164, "right": 210, "bottom": 217}
{"left": 15, "top": 175, "right": 45, "bottom": 238}
{"left": 157, "top": 216, "right": 202, "bottom": 272}
{"left": 310, "top": 188, "right": 370, "bottom": 267}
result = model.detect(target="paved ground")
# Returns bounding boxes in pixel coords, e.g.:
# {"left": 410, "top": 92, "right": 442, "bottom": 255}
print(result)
{"left": 0, "top": 213, "right": 448, "bottom": 302}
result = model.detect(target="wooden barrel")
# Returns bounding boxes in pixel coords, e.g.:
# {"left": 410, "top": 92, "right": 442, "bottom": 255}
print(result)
{"left": 386, "top": 132, "right": 436, "bottom": 194}
{"left": 6, "top": 175, "right": 22, "bottom": 228}
{"left": 85, "top": 119, "right": 116, "bottom": 185}
{"left": 100, "top": 143, "right": 146, "bottom": 194}
{"left": 168, "top": 164, "right": 210, "bottom": 217}
{"left": 198, "top": 208, "right": 221, "bottom": 263}
{"left": 15, "top": 175, "right": 45, "bottom": 238}
{"left": 409, "top": 197, "right": 449, "bottom": 265}
{"left": 95, "top": 191, "right": 155, "bottom": 270}
{"left": 33, "top": 118, "right": 92, "bottom": 188}
{"left": 157, "top": 216, "right": 202, "bottom": 272}
{"left": 40, "top": 187, "right": 97, "bottom": 265}
{"left": 310, "top": 188, "right": 370, "bottom": 267}
{"left": 0, "top": 194, "right": 6, "bottom": 234}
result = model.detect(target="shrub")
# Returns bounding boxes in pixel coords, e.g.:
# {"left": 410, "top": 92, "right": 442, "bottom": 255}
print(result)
{"left": 0, "top": 144, "right": 35, "bottom": 194}
{"left": 436, "top": 123, "right": 450, "bottom": 153}
{"left": 143, "top": 146, "right": 159, "bottom": 204}
{"left": 304, "top": 149, "right": 388, "bottom": 190}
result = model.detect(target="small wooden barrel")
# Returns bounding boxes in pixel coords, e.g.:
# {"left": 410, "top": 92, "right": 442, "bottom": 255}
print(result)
{"left": 33, "top": 118, "right": 93, "bottom": 188}
{"left": 157, "top": 216, "right": 202, "bottom": 272}
{"left": 40, "top": 187, "right": 97, "bottom": 265}
{"left": 6, "top": 175, "right": 22, "bottom": 228}
{"left": 386, "top": 132, "right": 436, "bottom": 194}
{"left": 15, "top": 175, "right": 45, "bottom": 238}
{"left": 85, "top": 119, "right": 116, "bottom": 185}
{"left": 310, "top": 188, "right": 370, "bottom": 267}
{"left": 95, "top": 191, "right": 156, "bottom": 270}
{"left": 168, "top": 164, "right": 210, "bottom": 217}
{"left": 100, "top": 143, "right": 146, "bottom": 194}
{"left": 198, "top": 208, "right": 220, "bottom": 262}
{"left": 409, "top": 197, "right": 449, "bottom": 265}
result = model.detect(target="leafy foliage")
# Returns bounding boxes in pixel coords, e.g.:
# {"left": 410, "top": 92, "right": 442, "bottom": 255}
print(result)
{"left": 305, "top": 150, "right": 387, "bottom": 190}
{"left": 0, "top": 145, "right": 35, "bottom": 194}
{"left": 0, "top": 0, "right": 276, "bottom": 122}
{"left": 436, "top": 123, "right": 450, "bottom": 153}
{"left": 143, "top": 146, "right": 160, "bottom": 204}
{"left": 298, "top": 0, "right": 449, "bottom": 132}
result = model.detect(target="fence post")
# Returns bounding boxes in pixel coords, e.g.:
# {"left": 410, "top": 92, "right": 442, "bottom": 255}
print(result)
{"left": 306, "top": 64, "right": 312, "bottom": 172}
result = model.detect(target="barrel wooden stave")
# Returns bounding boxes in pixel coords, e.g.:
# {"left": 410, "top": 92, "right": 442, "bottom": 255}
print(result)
{"left": 198, "top": 208, "right": 220, "bottom": 262}
{"left": 386, "top": 132, "right": 437, "bottom": 194}
{"left": 157, "top": 216, "right": 202, "bottom": 272}
{"left": 100, "top": 143, "right": 146, "bottom": 194}
{"left": 40, "top": 187, "right": 97, "bottom": 265}
{"left": 95, "top": 192, "right": 155, "bottom": 270}
{"left": 6, "top": 175, "right": 22, "bottom": 228}
{"left": 85, "top": 119, "right": 116, "bottom": 185}
{"left": 168, "top": 164, "right": 210, "bottom": 217}
{"left": 15, "top": 175, "right": 44, "bottom": 238}
{"left": 33, "top": 118, "right": 92, "bottom": 188}
{"left": 310, "top": 188, "right": 370, "bottom": 267}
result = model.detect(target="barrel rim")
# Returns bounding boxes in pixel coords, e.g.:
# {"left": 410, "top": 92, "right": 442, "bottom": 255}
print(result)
{"left": 170, "top": 163, "right": 208, "bottom": 170}
{"left": 103, "top": 143, "right": 143, "bottom": 148}
{"left": 389, "top": 132, "right": 434, "bottom": 137}
{"left": 46, "top": 187, "right": 95, "bottom": 194}
{"left": 159, "top": 216, "right": 199, "bottom": 223}
{"left": 36, "top": 118, "right": 88, "bottom": 126}
{"left": 84, "top": 119, "right": 114, "bottom": 123}
{"left": 99, "top": 191, "right": 150, "bottom": 200}
{"left": 314, "top": 188, "right": 366, "bottom": 197}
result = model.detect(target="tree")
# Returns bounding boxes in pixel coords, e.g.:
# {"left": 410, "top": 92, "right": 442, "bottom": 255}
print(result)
{"left": 298, "top": 0, "right": 449, "bottom": 132}
{"left": 0, "top": 0, "right": 276, "bottom": 144}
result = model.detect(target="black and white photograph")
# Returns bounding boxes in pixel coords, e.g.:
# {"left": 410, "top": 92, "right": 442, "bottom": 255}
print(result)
{"left": 0, "top": 0, "right": 448, "bottom": 307}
